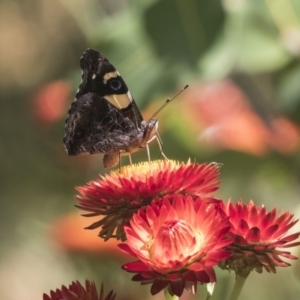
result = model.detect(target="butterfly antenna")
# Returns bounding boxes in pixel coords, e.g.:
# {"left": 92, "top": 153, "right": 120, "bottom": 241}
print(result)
{"left": 155, "top": 133, "right": 168, "bottom": 159}
{"left": 150, "top": 84, "right": 189, "bottom": 119}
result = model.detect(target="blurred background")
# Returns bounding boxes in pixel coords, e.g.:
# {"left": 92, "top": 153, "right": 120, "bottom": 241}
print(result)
{"left": 1, "top": 0, "right": 300, "bottom": 299}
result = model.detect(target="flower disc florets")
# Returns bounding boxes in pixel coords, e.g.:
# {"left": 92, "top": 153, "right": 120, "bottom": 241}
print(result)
{"left": 220, "top": 199, "right": 300, "bottom": 276}
{"left": 76, "top": 160, "right": 221, "bottom": 240}
{"left": 119, "top": 195, "right": 232, "bottom": 297}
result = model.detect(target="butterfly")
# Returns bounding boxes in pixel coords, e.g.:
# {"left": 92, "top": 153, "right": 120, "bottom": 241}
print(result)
{"left": 63, "top": 48, "right": 166, "bottom": 168}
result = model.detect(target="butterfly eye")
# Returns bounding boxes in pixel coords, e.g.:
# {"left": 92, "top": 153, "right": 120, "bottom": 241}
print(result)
{"left": 109, "top": 79, "right": 122, "bottom": 91}
{"left": 74, "top": 129, "right": 85, "bottom": 139}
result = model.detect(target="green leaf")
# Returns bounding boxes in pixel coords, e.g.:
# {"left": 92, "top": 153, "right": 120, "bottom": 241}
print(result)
{"left": 144, "top": 0, "right": 225, "bottom": 69}
{"left": 200, "top": 1, "right": 293, "bottom": 78}
{"left": 276, "top": 63, "right": 300, "bottom": 113}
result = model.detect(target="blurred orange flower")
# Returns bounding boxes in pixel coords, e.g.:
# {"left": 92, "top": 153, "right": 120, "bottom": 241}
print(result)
{"left": 182, "top": 80, "right": 300, "bottom": 155}
{"left": 31, "top": 80, "right": 71, "bottom": 125}
{"left": 51, "top": 213, "right": 124, "bottom": 256}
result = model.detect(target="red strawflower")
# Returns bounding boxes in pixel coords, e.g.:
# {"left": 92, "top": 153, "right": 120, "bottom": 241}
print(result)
{"left": 220, "top": 199, "right": 300, "bottom": 276}
{"left": 76, "top": 160, "right": 221, "bottom": 240}
{"left": 43, "top": 280, "right": 115, "bottom": 300}
{"left": 119, "top": 195, "right": 233, "bottom": 297}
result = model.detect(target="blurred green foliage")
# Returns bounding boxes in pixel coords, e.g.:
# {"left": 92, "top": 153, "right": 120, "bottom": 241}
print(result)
{"left": 1, "top": 0, "right": 300, "bottom": 299}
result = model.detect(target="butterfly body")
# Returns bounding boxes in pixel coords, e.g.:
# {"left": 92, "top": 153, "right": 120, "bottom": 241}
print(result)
{"left": 63, "top": 49, "right": 158, "bottom": 168}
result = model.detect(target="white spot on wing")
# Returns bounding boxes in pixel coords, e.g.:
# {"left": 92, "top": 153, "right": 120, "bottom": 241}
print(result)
{"left": 92, "top": 74, "right": 96, "bottom": 80}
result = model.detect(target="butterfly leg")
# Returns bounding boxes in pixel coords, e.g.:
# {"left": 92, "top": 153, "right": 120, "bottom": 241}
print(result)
{"left": 118, "top": 152, "right": 121, "bottom": 170}
{"left": 146, "top": 144, "right": 151, "bottom": 162}
{"left": 155, "top": 133, "right": 168, "bottom": 160}
{"left": 128, "top": 154, "right": 133, "bottom": 165}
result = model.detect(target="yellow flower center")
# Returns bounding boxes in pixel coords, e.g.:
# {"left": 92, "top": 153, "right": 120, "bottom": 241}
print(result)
{"left": 111, "top": 160, "right": 183, "bottom": 178}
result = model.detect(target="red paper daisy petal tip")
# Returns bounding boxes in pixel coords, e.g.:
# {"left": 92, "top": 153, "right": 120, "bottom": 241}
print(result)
{"left": 76, "top": 160, "right": 221, "bottom": 240}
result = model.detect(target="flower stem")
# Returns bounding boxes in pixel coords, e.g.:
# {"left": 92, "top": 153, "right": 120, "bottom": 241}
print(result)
{"left": 164, "top": 289, "right": 179, "bottom": 300}
{"left": 228, "top": 274, "right": 249, "bottom": 300}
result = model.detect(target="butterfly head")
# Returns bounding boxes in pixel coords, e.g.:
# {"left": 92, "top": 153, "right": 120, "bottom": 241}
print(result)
{"left": 141, "top": 119, "right": 158, "bottom": 146}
